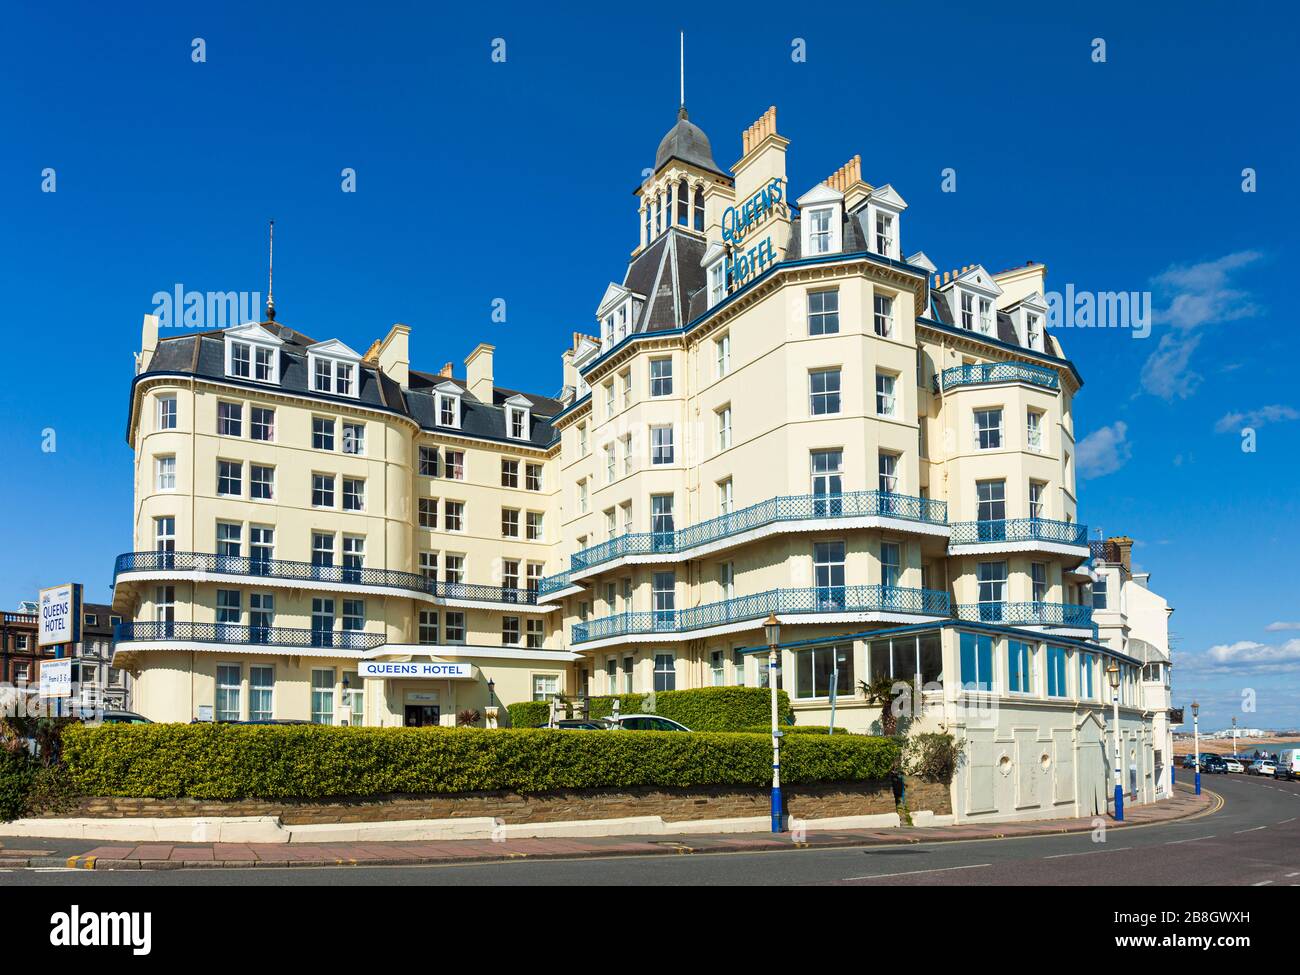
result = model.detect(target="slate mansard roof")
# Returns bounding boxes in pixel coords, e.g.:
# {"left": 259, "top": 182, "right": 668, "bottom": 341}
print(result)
{"left": 136, "top": 324, "right": 558, "bottom": 449}
{"left": 624, "top": 228, "right": 709, "bottom": 334}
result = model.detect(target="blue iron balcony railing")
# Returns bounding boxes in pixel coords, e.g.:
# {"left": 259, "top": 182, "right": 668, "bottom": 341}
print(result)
{"left": 571, "top": 584, "right": 951, "bottom": 644}
{"left": 932, "top": 360, "right": 1060, "bottom": 393}
{"left": 1089, "top": 539, "right": 1109, "bottom": 562}
{"left": 114, "top": 620, "right": 386, "bottom": 651}
{"left": 113, "top": 551, "right": 549, "bottom": 606}
{"left": 545, "top": 490, "right": 948, "bottom": 590}
{"left": 948, "top": 518, "right": 1088, "bottom": 547}
{"left": 955, "top": 601, "right": 1093, "bottom": 628}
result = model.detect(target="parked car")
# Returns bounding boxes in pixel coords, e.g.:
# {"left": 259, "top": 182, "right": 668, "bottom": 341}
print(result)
{"left": 549, "top": 719, "right": 608, "bottom": 730}
{"left": 1274, "top": 748, "right": 1300, "bottom": 781}
{"left": 1181, "top": 754, "right": 1207, "bottom": 769}
{"left": 1201, "top": 755, "right": 1228, "bottom": 774}
{"left": 1247, "top": 759, "right": 1278, "bottom": 777}
{"left": 605, "top": 714, "right": 692, "bottom": 732}
{"left": 1223, "top": 759, "right": 1244, "bottom": 773}
{"left": 221, "top": 718, "right": 310, "bottom": 725}
{"left": 93, "top": 710, "right": 151, "bottom": 724}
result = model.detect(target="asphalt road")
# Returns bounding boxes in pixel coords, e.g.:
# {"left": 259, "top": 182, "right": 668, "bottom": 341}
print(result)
{"left": 2, "top": 774, "right": 1297, "bottom": 886}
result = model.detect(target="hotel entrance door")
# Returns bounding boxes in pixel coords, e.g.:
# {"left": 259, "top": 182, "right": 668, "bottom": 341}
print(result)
{"left": 404, "top": 705, "right": 440, "bottom": 727}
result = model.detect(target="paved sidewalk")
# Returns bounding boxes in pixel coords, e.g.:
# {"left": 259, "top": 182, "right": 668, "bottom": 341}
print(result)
{"left": 6, "top": 786, "right": 1215, "bottom": 871}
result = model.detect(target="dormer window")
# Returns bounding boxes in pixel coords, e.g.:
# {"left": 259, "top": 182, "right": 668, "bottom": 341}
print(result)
{"left": 808, "top": 207, "right": 834, "bottom": 254}
{"left": 230, "top": 342, "right": 251, "bottom": 377}
{"left": 311, "top": 358, "right": 355, "bottom": 395}
{"left": 960, "top": 293, "right": 975, "bottom": 329}
{"left": 506, "top": 396, "right": 532, "bottom": 441}
{"left": 435, "top": 382, "right": 462, "bottom": 429}
{"left": 223, "top": 323, "right": 282, "bottom": 385}
{"left": 708, "top": 259, "right": 725, "bottom": 307}
{"left": 306, "top": 339, "right": 362, "bottom": 399}
{"left": 254, "top": 346, "right": 275, "bottom": 382}
{"left": 1027, "top": 313, "right": 1042, "bottom": 350}
{"left": 864, "top": 185, "right": 907, "bottom": 260}
{"left": 797, "top": 185, "right": 844, "bottom": 258}
{"left": 979, "top": 298, "right": 994, "bottom": 335}
{"left": 875, "top": 213, "right": 894, "bottom": 255}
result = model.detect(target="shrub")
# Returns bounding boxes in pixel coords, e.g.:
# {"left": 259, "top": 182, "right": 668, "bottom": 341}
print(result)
{"left": 0, "top": 748, "right": 34, "bottom": 822}
{"left": 61, "top": 724, "right": 901, "bottom": 801}
{"left": 585, "top": 687, "right": 794, "bottom": 731}
{"left": 903, "top": 732, "right": 965, "bottom": 783}
{"left": 506, "top": 701, "right": 550, "bottom": 728}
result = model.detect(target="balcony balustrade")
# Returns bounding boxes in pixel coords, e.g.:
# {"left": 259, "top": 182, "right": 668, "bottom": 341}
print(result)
{"left": 114, "top": 620, "right": 386, "bottom": 651}
{"left": 571, "top": 584, "right": 951, "bottom": 644}
{"left": 948, "top": 517, "right": 1088, "bottom": 548}
{"left": 544, "top": 490, "right": 948, "bottom": 591}
{"left": 932, "top": 361, "right": 1060, "bottom": 393}
{"left": 113, "top": 551, "right": 548, "bottom": 607}
{"left": 954, "top": 601, "right": 1093, "bottom": 628}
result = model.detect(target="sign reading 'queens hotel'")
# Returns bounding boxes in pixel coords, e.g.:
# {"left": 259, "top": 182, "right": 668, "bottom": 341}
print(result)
{"left": 110, "top": 102, "right": 1171, "bottom": 822}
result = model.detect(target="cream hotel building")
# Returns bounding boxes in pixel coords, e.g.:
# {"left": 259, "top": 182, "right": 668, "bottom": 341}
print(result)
{"left": 111, "top": 103, "right": 1176, "bottom": 821}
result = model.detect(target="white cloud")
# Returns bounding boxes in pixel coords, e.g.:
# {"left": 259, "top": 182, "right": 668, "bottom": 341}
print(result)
{"left": 1141, "top": 251, "right": 1263, "bottom": 400}
{"left": 1201, "top": 638, "right": 1300, "bottom": 672}
{"left": 1141, "top": 331, "right": 1203, "bottom": 400}
{"left": 1077, "top": 421, "right": 1131, "bottom": 479}
{"left": 1214, "top": 405, "right": 1300, "bottom": 434}
{"left": 1266, "top": 621, "right": 1300, "bottom": 632}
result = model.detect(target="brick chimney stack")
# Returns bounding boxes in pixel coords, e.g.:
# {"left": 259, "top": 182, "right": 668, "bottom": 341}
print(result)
{"left": 1108, "top": 535, "right": 1134, "bottom": 573}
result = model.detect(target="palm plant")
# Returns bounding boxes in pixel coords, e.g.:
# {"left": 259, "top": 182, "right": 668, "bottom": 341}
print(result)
{"left": 858, "top": 677, "right": 902, "bottom": 737}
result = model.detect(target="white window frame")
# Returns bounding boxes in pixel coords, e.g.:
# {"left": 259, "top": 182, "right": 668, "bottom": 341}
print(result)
{"left": 435, "top": 382, "right": 462, "bottom": 429}
{"left": 650, "top": 425, "right": 674, "bottom": 466}
{"left": 875, "top": 371, "right": 897, "bottom": 417}
{"left": 649, "top": 357, "right": 673, "bottom": 397}
{"left": 156, "top": 395, "right": 177, "bottom": 431}
{"left": 974, "top": 408, "right": 1004, "bottom": 450}
{"left": 506, "top": 397, "right": 532, "bottom": 441}
{"left": 1027, "top": 409, "right": 1045, "bottom": 452}
{"left": 708, "top": 259, "right": 726, "bottom": 307}
{"left": 805, "top": 206, "right": 836, "bottom": 255}
{"left": 809, "top": 367, "right": 842, "bottom": 416}
{"left": 155, "top": 455, "right": 176, "bottom": 492}
{"left": 873, "top": 294, "right": 894, "bottom": 338}
{"left": 307, "top": 350, "right": 360, "bottom": 399}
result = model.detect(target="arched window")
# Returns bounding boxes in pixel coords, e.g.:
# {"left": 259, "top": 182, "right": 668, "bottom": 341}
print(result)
{"left": 677, "top": 178, "right": 689, "bottom": 225}
{"left": 654, "top": 194, "right": 662, "bottom": 235}
{"left": 643, "top": 205, "right": 651, "bottom": 244}
{"left": 693, "top": 185, "right": 705, "bottom": 231}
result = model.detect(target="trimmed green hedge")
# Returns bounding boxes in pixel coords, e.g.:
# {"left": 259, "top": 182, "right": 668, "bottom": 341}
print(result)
{"left": 585, "top": 687, "right": 794, "bottom": 731}
{"left": 735, "top": 725, "right": 845, "bottom": 735}
{"left": 61, "top": 724, "right": 900, "bottom": 801}
{"left": 506, "top": 701, "right": 550, "bottom": 728}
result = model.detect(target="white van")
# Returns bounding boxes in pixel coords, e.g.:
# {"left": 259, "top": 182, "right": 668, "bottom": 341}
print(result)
{"left": 1275, "top": 748, "right": 1300, "bottom": 781}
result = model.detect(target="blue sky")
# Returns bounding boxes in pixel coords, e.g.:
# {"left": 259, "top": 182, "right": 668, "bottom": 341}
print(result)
{"left": 1, "top": 1, "right": 1295, "bottom": 730}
